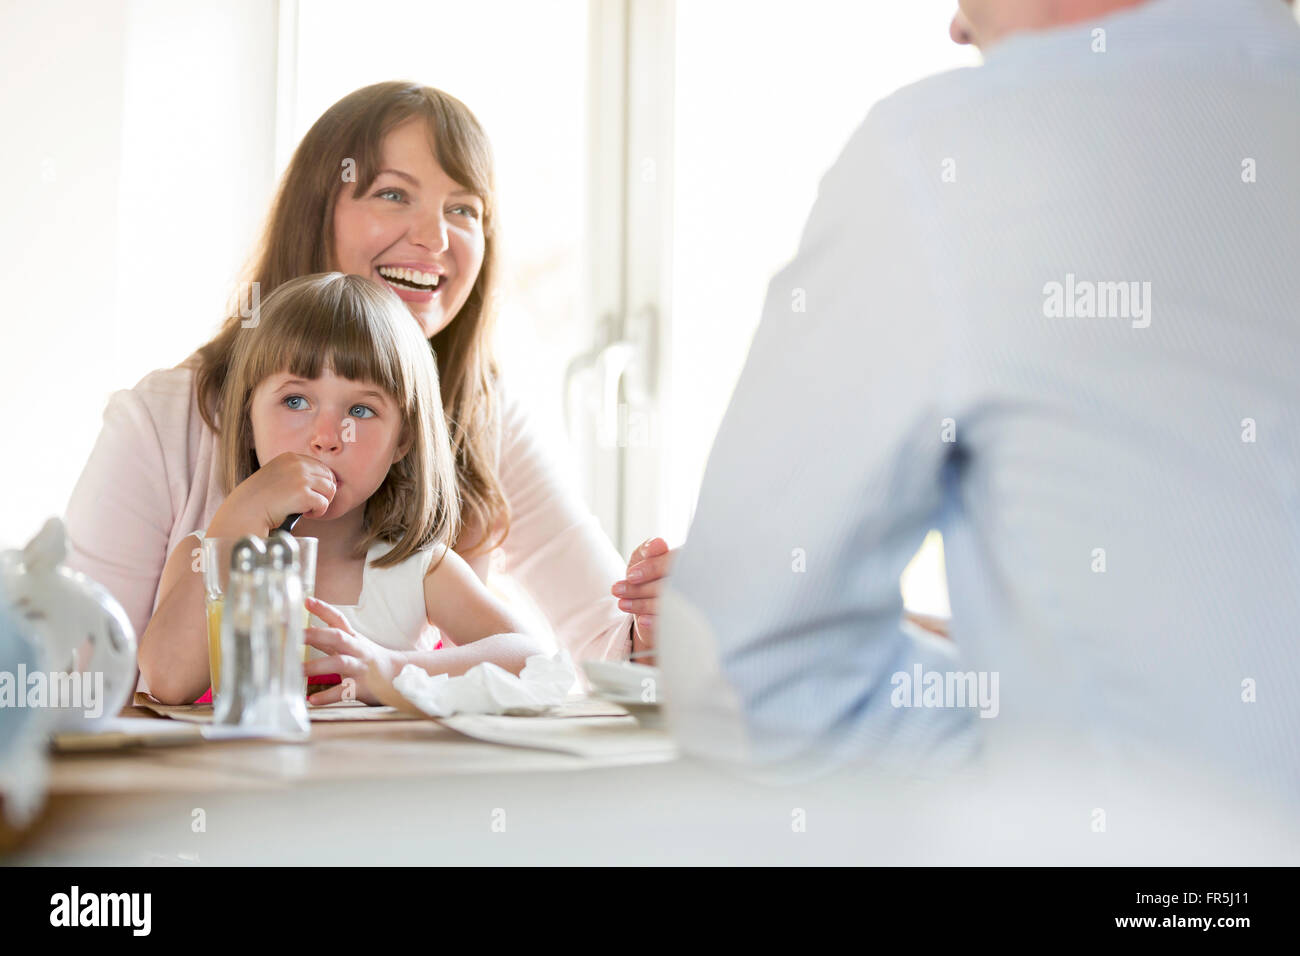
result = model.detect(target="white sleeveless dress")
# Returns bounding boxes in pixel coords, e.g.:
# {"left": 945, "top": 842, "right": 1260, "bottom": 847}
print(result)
{"left": 308, "top": 540, "right": 443, "bottom": 653}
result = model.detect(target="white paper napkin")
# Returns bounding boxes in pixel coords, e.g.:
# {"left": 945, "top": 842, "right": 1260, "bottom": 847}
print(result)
{"left": 390, "top": 649, "right": 577, "bottom": 717}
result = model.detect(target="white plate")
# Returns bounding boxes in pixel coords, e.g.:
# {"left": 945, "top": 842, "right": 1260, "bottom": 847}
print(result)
{"left": 582, "top": 659, "right": 664, "bottom": 704}
{"left": 594, "top": 689, "right": 662, "bottom": 708}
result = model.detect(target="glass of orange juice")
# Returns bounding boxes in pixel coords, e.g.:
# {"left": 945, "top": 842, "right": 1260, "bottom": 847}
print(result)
{"left": 202, "top": 536, "right": 316, "bottom": 697}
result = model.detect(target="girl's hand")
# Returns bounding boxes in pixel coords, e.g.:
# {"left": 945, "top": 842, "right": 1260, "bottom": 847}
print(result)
{"left": 210, "top": 452, "right": 337, "bottom": 537}
{"left": 611, "top": 537, "right": 674, "bottom": 663}
{"left": 302, "top": 596, "right": 407, "bottom": 706}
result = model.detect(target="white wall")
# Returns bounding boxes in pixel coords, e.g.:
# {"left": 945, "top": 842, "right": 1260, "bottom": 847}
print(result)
{"left": 0, "top": 0, "right": 278, "bottom": 550}
{"left": 1, "top": 0, "right": 127, "bottom": 548}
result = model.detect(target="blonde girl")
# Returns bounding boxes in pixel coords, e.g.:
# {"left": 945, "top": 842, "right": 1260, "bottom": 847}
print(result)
{"left": 138, "top": 273, "right": 542, "bottom": 705}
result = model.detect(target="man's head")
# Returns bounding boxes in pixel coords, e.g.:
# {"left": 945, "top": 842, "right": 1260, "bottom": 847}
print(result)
{"left": 950, "top": 0, "right": 1294, "bottom": 51}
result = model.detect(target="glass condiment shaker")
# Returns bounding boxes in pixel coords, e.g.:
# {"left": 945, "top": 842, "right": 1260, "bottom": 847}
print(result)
{"left": 264, "top": 530, "right": 309, "bottom": 735}
{"left": 213, "top": 536, "right": 267, "bottom": 726}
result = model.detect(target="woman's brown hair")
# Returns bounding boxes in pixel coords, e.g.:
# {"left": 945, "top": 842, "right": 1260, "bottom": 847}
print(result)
{"left": 195, "top": 81, "right": 508, "bottom": 557}
{"left": 219, "top": 273, "right": 459, "bottom": 569}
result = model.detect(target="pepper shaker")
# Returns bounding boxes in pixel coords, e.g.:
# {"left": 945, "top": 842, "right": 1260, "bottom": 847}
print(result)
{"left": 264, "top": 530, "right": 309, "bottom": 735}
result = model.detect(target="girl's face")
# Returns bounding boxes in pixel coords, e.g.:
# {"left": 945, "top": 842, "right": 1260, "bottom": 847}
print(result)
{"left": 331, "top": 118, "right": 487, "bottom": 340}
{"left": 250, "top": 368, "right": 407, "bottom": 521}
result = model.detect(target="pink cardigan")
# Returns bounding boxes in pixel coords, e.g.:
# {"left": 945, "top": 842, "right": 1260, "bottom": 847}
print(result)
{"left": 64, "top": 358, "right": 635, "bottom": 683}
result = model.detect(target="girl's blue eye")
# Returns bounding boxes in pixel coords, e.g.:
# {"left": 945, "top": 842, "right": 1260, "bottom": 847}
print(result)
{"left": 283, "top": 395, "right": 308, "bottom": 410}
{"left": 349, "top": 404, "right": 376, "bottom": 419}
{"left": 376, "top": 188, "right": 406, "bottom": 202}
{"left": 450, "top": 203, "right": 481, "bottom": 220}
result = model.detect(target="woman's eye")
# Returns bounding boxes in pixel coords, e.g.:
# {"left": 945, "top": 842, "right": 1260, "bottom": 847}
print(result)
{"left": 349, "top": 404, "right": 376, "bottom": 419}
{"left": 283, "top": 395, "right": 308, "bottom": 410}
{"left": 376, "top": 188, "right": 406, "bottom": 203}
{"left": 450, "top": 203, "right": 481, "bottom": 220}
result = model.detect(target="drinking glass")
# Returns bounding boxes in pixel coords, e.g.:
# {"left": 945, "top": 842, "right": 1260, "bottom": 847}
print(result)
{"left": 202, "top": 536, "right": 316, "bottom": 696}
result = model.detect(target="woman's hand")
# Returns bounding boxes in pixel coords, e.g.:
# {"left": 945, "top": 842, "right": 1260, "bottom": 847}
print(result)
{"left": 611, "top": 537, "right": 674, "bottom": 662}
{"left": 208, "top": 452, "right": 337, "bottom": 537}
{"left": 302, "top": 596, "right": 407, "bottom": 705}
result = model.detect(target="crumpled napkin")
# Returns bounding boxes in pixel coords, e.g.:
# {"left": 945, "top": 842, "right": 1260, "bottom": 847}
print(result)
{"left": 390, "top": 649, "right": 576, "bottom": 718}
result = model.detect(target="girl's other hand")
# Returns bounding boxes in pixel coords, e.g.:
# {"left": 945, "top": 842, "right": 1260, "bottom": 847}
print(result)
{"left": 302, "top": 596, "right": 407, "bottom": 706}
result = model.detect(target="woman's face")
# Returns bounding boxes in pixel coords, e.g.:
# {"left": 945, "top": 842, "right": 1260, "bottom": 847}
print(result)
{"left": 331, "top": 118, "right": 487, "bottom": 340}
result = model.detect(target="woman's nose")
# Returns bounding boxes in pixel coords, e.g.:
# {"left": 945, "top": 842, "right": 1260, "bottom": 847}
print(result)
{"left": 411, "top": 208, "right": 450, "bottom": 254}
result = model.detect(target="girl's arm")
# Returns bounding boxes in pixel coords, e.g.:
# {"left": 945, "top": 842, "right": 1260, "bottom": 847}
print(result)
{"left": 301, "top": 549, "right": 546, "bottom": 706}
{"left": 140, "top": 453, "right": 336, "bottom": 703}
{"left": 137, "top": 534, "right": 209, "bottom": 704}
{"left": 408, "top": 545, "right": 545, "bottom": 677}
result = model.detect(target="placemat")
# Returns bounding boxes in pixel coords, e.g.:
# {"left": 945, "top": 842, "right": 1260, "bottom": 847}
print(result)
{"left": 133, "top": 692, "right": 634, "bottom": 723}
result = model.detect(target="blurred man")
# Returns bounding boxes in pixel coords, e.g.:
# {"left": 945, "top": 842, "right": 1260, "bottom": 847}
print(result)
{"left": 658, "top": 0, "right": 1300, "bottom": 801}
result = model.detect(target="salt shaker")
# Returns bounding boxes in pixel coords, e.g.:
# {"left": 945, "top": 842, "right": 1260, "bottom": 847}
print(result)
{"left": 213, "top": 536, "right": 267, "bottom": 726}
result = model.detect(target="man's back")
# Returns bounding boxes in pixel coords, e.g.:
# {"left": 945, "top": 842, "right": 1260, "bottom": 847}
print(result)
{"left": 660, "top": 0, "right": 1300, "bottom": 801}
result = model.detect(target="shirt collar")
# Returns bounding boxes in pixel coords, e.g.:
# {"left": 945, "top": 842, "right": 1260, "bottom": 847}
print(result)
{"left": 980, "top": 0, "right": 1296, "bottom": 66}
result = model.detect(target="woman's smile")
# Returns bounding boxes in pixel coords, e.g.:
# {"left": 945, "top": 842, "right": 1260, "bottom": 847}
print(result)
{"left": 375, "top": 261, "right": 448, "bottom": 304}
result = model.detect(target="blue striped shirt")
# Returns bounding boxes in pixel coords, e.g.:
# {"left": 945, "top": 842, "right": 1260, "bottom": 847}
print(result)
{"left": 658, "top": 0, "right": 1300, "bottom": 802}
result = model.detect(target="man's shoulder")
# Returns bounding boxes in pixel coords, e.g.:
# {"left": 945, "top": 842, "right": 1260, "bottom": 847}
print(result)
{"left": 826, "top": 64, "right": 1005, "bottom": 187}
{"left": 868, "top": 65, "right": 986, "bottom": 132}
{"left": 855, "top": 0, "right": 1300, "bottom": 158}
{"left": 850, "top": 44, "right": 1102, "bottom": 158}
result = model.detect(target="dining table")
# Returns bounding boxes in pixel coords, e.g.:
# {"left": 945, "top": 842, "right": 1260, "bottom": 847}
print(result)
{"left": 5, "top": 649, "right": 1297, "bottom": 866}
{"left": 2, "top": 692, "right": 698, "bottom": 865}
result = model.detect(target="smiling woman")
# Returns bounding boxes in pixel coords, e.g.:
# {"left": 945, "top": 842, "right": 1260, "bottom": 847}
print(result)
{"left": 331, "top": 117, "right": 488, "bottom": 340}
{"left": 63, "top": 82, "right": 658, "bottom": 704}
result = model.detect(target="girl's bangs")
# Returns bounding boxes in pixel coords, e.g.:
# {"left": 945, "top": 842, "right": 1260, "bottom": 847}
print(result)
{"left": 244, "top": 283, "right": 410, "bottom": 407}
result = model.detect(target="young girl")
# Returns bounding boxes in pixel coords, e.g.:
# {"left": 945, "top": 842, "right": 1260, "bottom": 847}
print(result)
{"left": 137, "top": 273, "right": 543, "bottom": 706}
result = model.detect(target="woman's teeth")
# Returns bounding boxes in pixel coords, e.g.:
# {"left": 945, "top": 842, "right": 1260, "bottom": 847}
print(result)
{"left": 378, "top": 266, "right": 441, "bottom": 291}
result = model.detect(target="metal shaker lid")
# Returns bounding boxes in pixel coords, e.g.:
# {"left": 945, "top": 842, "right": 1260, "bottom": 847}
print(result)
{"left": 230, "top": 536, "right": 267, "bottom": 573}
{"left": 265, "top": 530, "right": 301, "bottom": 570}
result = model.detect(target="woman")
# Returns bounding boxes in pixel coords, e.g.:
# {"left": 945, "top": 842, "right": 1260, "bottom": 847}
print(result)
{"left": 64, "top": 81, "right": 671, "bottom": 694}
